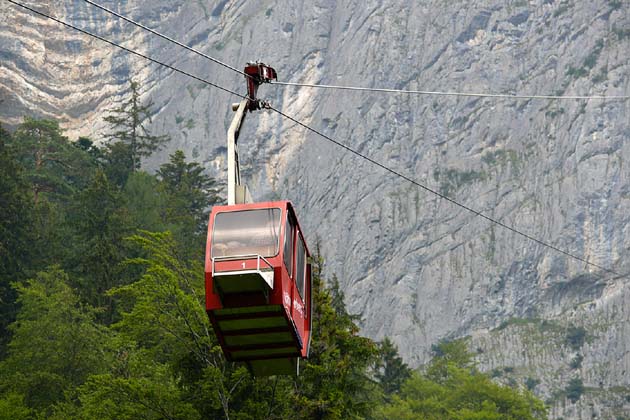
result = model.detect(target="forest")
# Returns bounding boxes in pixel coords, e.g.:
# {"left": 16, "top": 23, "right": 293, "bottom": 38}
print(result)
{"left": 0, "top": 84, "right": 547, "bottom": 419}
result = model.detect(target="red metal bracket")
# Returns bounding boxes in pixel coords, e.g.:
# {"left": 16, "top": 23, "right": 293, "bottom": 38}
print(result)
{"left": 244, "top": 62, "right": 277, "bottom": 111}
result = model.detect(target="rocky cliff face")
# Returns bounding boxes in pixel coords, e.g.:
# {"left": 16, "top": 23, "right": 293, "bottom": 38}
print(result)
{"left": 2, "top": 0, "right": 629, "bottom": 417}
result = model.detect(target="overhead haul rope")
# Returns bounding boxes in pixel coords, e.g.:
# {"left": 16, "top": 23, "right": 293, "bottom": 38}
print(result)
{"left": 79, "top": 0, "right": 251, "bottom": 80}
{"left": 271, "top": 81, "right": 630, "bottom": 101}
{"left": 8, "top": 0, "right": 625, "bottom": 279}
{"left": 267, "top": 105, "right": 623, "bottom": 278}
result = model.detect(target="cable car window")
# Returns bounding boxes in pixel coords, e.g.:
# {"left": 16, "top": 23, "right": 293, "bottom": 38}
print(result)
{"left": 296, "top": 235, "right": 306, "bottom": 299}
{"left": 283, "top": 217, "right": 294, "bottom": 277}
{"left": 212, "top": 208, "right": 282, "bottom": 258}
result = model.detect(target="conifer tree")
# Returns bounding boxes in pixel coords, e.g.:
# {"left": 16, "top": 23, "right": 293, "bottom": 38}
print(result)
{"left": 11, "top": 118, "right": 92, "bottom": 205}
{"left": 103, "top": 80, "right": 170, "bottom": 175}
{"left": 157, "top": 150, "right": 221, "bottom": 251}
{"left": 0, "top": 125, "right": 33, "bottom": 357}
{"left": 67, "top": 170, "right": 131, "bottom": 320}
{"left": 0, "top": 268, "right": 109, "bottom": 416}
{"left": 376, "top": 337, "right": 412, "bottom": 396}
{"left": 81, "top": 231, "right": 237, "bottom": 419}
{"left": 292, "top": 256, "right": 381, "bottom": 419}
{"left": 122, "top": 171, "right": 168, "bottom": 232}
{"left": 8, "top": 118, "right": 98, "bottom": 281}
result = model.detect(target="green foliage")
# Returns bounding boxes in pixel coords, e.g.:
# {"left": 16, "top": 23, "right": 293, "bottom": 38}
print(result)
{"left": 553, "top": 2, "right": 570, "bottom": 18}
{"left": 5, "top": 118, "right": 100, "bottom": 277}
{"left": 103, "top": 141, "right": 135, "bottom": 187}
{"left": 0, "top": 393, "right": 31, "bottom": 420}
{"left": 431, "top": 339, "right": 469, "bottom": 359}
{"left": 0, "top": 220, "right": 549, "bottom": 420}
{"left": 0, "top": 125, "right": 32, "bottom": 275}
{"left": 566, "top": 39, "right": 604, "bottom": 80}
{"left": 157, "top": 150, "right": 221, "bottom": 252}
{"left": 609, "top": 0, "right": 622, "bottom": 10}
{"left": 376, "top": 340, "right": 549, "bottom": 419}
{"left": 612, "top": 25, "right": 630, "bottom": 40}
{"left": 565, "top": 325, "right": 587, "bottom": 351}
{"left": 293, "top": 259, "right": 381, "bottom": 419}
{"left": 74, "top": 367, "right": 201, "bottom": 420}
{"left": 570, "top": 354, "right": 583, "bottom": 369}
{"left": 74, "top": 136, "right": 103, "bottom": 160}
{"left": 545, "top": 107, "right": 565, "bottom": 118}
{"left": 497, "top": 317, "right": 527, "bottom": 330}
{"left": 327, "top": 274, "right": 352, "bottom": 318}
{"left": 565, "top": 377, "right": 584, "bottom": 403}
{"left": 428, "top": 339, "right": 474, "bottom": 381}
{"left": 583, "top": 40, "right": 604, "bottom": 70}
{"left": 525, "top": 377, "right": 540, "bottom": 391}
{"left": 0, "top": 112, "right": 224, "bottom": 415}
{"left": 496, "top": 317, "right": 563, "bottom": 334}
{"left": 122, "top": 171, "right": 168, "bottom": 231}
{"left": 110, "top": 231, "right": 214, "bottom": 364}
{"left": 102, "top": 231, "right": 264, "bottom": 419}
{"left": 10, "top": 117, "right": 94, "bottom": 204}
{"left": 67, "top": 170, "right": 132, "bottom": 319}
{"left": 0, "top": 268, "right": 109, "bottom": 414}
{"left": 0, "top": 126, "right": 34, "bottom": 354}
{"left": 376, "top": 337, "right": 412, "bottom": 395}
{"left": 565, "top": 66, "right": 588, "bottom": 79}
{"left": 376, "top": 363, "right": 547, "bottom": 420}
{"left": 103, "top": 80, "right": 170, "bottom": 173}
{"left": 481, "top": 149, "right": 520, "bottom": 170}
{"left": 592, "top": 68, "right": 608, "bottom": 84}
{"left": 433, "top": 168, "right": 486, "bottom": 196}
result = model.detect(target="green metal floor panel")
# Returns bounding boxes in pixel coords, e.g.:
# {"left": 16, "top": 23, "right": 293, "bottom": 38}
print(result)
{"left": 214, "top": 305, "right": 282, "bottom": 316}
{"left": 218, "top": 316, "right": 287, "bottom": 331}
{"left": 231, "top": 347, "right": 299, "bottom": 359}
{"left": 224, "top": 332, "right": 293, "bottom": 347}
{"left": 215, "top": 273, "right": 270, "bottom": 293}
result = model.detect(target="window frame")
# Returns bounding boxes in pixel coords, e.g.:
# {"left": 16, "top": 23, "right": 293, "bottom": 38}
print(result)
{"left": 283, "top": 213, "right": 295, "bottom": 278}
{"left": 295, "top": 233, "right": 307, "bottom": 299}
{"left": 211, "top": 207, "right": 282, "bottom": 259}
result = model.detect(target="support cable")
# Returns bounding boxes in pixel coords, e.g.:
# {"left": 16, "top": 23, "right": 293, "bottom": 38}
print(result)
{"left": 7, "top": 0, "right": 624, "bottom": 279}
{"left": 80, "top": 0, "right": 250, "bottom": 80}
{"left": 271, "top": 81, "right": 630, "bottom": 101}
{"left": 267, "top": 104, "right": 624, "bottom": 278}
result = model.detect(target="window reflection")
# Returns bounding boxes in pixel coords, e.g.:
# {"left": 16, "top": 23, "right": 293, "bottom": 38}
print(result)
{"left": 296, "top": 236, "right": 306, "bottom": 298}
{"left": 212, "top": 208, "right": 281, "bottom": 258}
{"left": 283, "top": 217, "right": 295, "bottom": 277}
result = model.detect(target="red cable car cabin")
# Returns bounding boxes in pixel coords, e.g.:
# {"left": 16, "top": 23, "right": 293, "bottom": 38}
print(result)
{"left": 205, "top": 200, "right": 312, "bottom": 376}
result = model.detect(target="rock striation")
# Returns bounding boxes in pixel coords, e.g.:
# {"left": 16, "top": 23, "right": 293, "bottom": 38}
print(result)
{"left": 1, "top": 1, "right": 629, "bottom": 417}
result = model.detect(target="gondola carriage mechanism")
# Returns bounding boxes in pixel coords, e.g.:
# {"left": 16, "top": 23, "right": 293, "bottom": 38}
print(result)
{"left": 205, "top": 63, "right": 312, "bottom": 376}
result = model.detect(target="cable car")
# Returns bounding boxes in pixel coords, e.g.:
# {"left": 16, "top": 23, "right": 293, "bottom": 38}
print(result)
{"left": 205, "top": 201, "right": 312, "bottom": 376}
{"left": 204, "top": 63, "right": 312, "bottom": 376}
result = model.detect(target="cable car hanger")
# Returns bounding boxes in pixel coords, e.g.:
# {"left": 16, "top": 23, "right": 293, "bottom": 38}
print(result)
{"left": 227, "top": 62, "right": 277, "bottom": 205}
{"left": 205, "top": 63, "right": 313, "bottom": 376}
